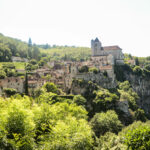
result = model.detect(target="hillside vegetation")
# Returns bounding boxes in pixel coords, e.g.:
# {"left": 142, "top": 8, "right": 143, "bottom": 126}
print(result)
{"left": 40, "top": 46, "right": 91, "bottom": 61}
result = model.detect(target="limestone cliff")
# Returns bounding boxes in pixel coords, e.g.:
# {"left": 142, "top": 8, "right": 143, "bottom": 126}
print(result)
{"left": 124, "top": 73, "right": 150, "bottom": 114}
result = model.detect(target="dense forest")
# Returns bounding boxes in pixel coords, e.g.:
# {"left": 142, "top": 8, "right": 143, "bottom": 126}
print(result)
{"left": 0, "top": 33, "right": 150, "bottom": 149}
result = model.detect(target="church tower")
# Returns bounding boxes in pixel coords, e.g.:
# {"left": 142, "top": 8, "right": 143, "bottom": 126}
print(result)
{"left": 91, "top": 37, "right": 102, "bottom": 56}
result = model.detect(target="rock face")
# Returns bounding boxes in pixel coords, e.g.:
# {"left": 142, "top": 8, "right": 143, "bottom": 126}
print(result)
{"left": 71, "top": 72, "right": 117, "bottom": 93}
{"left": 70, "top": 68, "right": 150, "bottom": 115}
{"left": 125, "top": 73, "right": 150, "bottom": 114}
{"left": 117, "top": 101, "right": 130, "bottom": 116}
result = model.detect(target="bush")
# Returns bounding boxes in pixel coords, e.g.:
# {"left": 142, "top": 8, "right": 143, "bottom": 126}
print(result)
{"left": 43, "top": 82, "right": 60, "bottom": 94}
{"left": 3, "top": 88, "right": 17, "bottom": 97}
{"left": 133, "top": 66, "right": 142, "bottom": 76}
{"left": 135, "top": 108, "right": 147, "bottom": 122}
{"left": 97, "top": 132, "right": 127, "bottom": 150}
{"left": 125, "top": 124, "right": 150, "bottom": 149}
{"left": 73, "top": 95, "right": 87, "bottom": 106}
{"left": 89, "top": 67, "right": 99, "bottom": 74}
{"left": 90, "top": 110, "right": 123, "bottom": 137}
{"left": 78, "top": 65, "right": 89, "bottom": 73}
{"left": 0, "top": 98, "right": 35, "bottom": 149}
{"left": 0, "top": 70, "right": 6, "bottom": 79}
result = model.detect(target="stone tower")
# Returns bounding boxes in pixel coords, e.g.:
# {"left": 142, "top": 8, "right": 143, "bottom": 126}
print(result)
{"left": 91, "top": 37, "right": 102, "bottom": 56}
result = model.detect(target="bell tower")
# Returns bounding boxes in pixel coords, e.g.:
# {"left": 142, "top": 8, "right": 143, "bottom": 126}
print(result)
{"left": 91, "top": 37, "right": 102, "bottom": 56}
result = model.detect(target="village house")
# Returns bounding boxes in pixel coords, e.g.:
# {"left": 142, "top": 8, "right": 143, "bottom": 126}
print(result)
{"left": 0, "top": 77, "right": 25, "bottom": 94}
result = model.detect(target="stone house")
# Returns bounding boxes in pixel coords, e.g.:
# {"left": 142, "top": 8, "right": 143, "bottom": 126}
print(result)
{"left": 0, "top": 77, "right": 25, "bottom": 94}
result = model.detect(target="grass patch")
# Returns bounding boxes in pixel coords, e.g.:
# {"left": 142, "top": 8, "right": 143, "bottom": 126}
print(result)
{"left": 0, "top": 62, "right": 25, "bottom": 69}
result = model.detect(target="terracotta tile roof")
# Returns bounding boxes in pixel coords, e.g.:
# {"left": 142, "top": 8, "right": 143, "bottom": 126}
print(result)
{"left": 28, "top": 81, "right": 37, "bottom": 84}
{"left": 102, "top": 46, "right": 122, "bottom": 51}
{"left": 100, "top": 65, "right": 113, "bottom": 70}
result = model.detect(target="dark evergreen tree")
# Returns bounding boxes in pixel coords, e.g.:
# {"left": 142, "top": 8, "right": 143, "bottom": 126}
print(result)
{"left": 28, "top": 38, "right": 32, "bottom": 47}
{"left": 24, "top": 72, "right": 29, "bottom": 95}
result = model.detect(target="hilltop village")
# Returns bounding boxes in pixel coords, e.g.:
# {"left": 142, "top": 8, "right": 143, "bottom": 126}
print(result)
{"left": 0, "top": 38, "right": 126, "bottom": 95}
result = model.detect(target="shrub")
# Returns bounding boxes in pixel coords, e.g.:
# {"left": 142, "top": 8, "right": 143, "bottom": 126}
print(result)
{"left": 90, "top": 110, "right": 123, "bottom": 137}
{"left": 135, "top": 108, "right": 147, "bottom": 122}
{"left": 0, "top": 70, "right": 6, "bottom": 79}
{"left": 3, "top": 88, "right": 17, "bottom": 97}
{"left": 73, "top": 95, "right": 87, "bottom": 106}
{"left": 97, "top": 132, "right": 127, "bottom": 150}
{"left": 89, "top": 67, "right": 99, "bottom": 74}
{"left": 43, "top": 82, "right": 60, "bottom": 94}
{"left": 78, "top": 65, "right": 89, "bottom": 73}
{"left": 125, "top": 124, "right": 150, "bottom": 149}
{"left": 133, "top": 66, "right": 142, "bottom": 76}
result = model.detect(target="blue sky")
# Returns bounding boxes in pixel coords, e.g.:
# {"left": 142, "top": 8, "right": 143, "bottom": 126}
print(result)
{"left": 0, "top": 0, "right": 150, "bottom": 57}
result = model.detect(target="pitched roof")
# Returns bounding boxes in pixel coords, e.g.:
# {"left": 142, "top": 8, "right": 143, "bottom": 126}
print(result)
{"left": 100, "top": 65, "right": 113, "bottom": 70}
{"left": 95, "top": 37, "right": 99, "bottom": 42}
{"left": 102, "top": 45, "right": 122, "bottom": 51}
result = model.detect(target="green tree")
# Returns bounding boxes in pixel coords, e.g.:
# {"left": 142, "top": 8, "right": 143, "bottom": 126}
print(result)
{"left": 43, "top": 82, "right": 60, "bottom": 94}
{"left": 90, "top": 110, "right": 123, "bottom": 137}
{"left": 28, "top": 38, "right": 32, "bottom": 47}
{"left": 73, "top": 95, "right": 87, "bottom": 106}
{"left": 24, "top": 72, "right": 28, "bottom": 95}
{"left": 125, "top": 124, "right": 150, "bottom": 149}
{"left": 93, "top": 89, "right": 119, "bottom": 112}
{"left": 135, "top": 108, "right": 147, "bottom": 122}
{"left": 79, "top": 65, "right": 89, "bottom": 73}
{"left": 133, "top": 66, "right": 142, "bottom": 76}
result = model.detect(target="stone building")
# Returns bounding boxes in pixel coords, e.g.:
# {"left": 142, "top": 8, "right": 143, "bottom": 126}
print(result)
{"left": 91, "top": 38, "right": 124, "bottom": 65}
{"left": 0, "top": 77, "right": 25, "bottom": 94}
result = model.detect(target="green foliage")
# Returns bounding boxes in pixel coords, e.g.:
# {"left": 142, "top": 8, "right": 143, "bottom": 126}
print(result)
{"left": 0, "top": 34, "right": 28, "bottom": 59}
{"left": 3, "top": 88, "right": 17, "bottom": 97}
{"left": 96, "top": 132, "right": 127, "bottom": 150}
{"left": 0, "top": 43, "right": 12, "bottom": 62}
{"left": 89, "top": 67, "right": 99, "bottom": 74}
{"left": 0, "top": 70, "right": 6, "bottom": 79}
{"left": 43, "top": 82, "right": 60, "bottom": 94}
{"left": 114, "top": 64, "right": 132, "bottom": 81}
{"left": 40, "top": 46, "right": 91, "bottom": 61}
{"left": 48, "top": 117, "right": 93, "bottom": 150}
{"left": 73, "top": 95, "right": 87, "bottom": 106}
{"left": 145, "top": 64, "right": 150, "bottom": 71}
{"left": 103, "top": 71, "right": 108, "bottom": 77}
{"left": 135, "top": 108, "right": 147, "bottom": 122}
{"left": 119, "top": 80, "right": 131, "bottom": 91}
{"left": 93, "top": 89, "right": 119, "bottom": 112}
{"left": 90, "top": 110, "right": 123, "bottom": 137}
{"left": 125, "top": 124, "right": 150, "bottom": 149}
{"left": 118, "top": 81, "right": 139, "bottom": 111}
{"left": 78, "top": 65, "right": 89, "bottom": 73}
{"left": 0, "top": 97, "right": 35, "bottom": 149}
{"left": 133, "top": 66, "right": 142, "bottom": 76}
{"left": 0, "top": 94, "right": 93, "bottom": 149}
{"left": 30, "top": 59, "right": 37, "bottom": 65}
